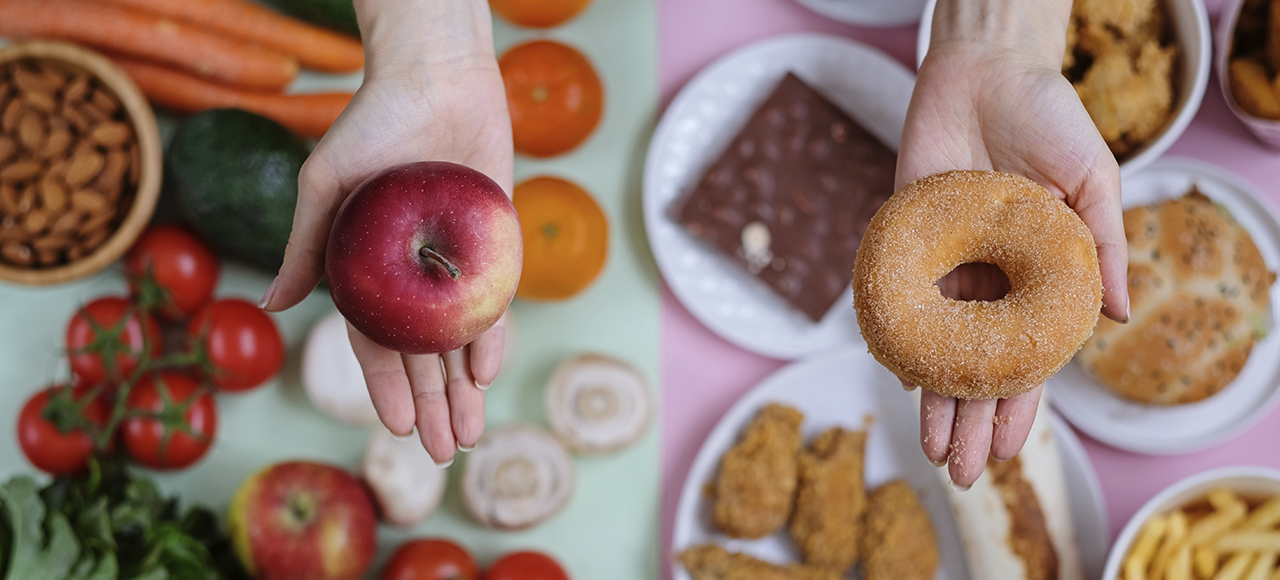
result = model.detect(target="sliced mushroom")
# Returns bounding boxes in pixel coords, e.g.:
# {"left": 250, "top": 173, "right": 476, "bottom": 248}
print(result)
{"left": 544, "top": 353, "right": 651, "bottom": 454}
{"left": 302, "top": 310, "right": 380, "bottom": 426}
{"left": 361, "top": 427, "right": 448, "bottom": 528}
{"left": 462, "top": 423, "right": 574, "bottom": 530}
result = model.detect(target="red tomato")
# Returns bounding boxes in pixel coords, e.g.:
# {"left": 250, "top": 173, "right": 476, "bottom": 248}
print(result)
{"left": 381, "top": 538, "right": 479, "bottom": 580}
{"left": 66, "top": 296, "right": 161, "bottom": 385}
{"left": 188, "top": 298, "right": 285, "bottom": 392}
{"left": 124, "top": 224, "right": 220, "bottom": 319}
{"left": 16, "top": 386, "right": 109, "bottom": 475}
{"left": 485, "top": 551, "right": 570, "bottom": 580}
{"left": 121, "top": 372, "right": 217, "bottom": 470}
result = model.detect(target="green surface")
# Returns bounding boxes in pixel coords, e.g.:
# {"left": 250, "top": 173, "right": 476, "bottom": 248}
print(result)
{"left": 0, "top": 0, "right": 661, "bottom": 577}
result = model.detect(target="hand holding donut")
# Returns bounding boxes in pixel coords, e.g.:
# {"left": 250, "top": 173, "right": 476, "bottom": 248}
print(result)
{"left": 882, "top": 0, "right": 1128, "bottom": 488}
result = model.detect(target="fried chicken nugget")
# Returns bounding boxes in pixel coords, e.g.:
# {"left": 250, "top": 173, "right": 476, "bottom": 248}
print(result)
{"left": 859, "top": 480, "right": 940, "bottom": 580}
{"left": 789, "top": 427, "right": 867, "bottom": 573}
{"left": 711, "top": 403, "right": 804, "bottom": 539}
{"left": 1073, "top": 0, "right": 1158, "bottom": 38}
{"left": 677, "top": 544, "right": 842, "bottom": 580}
{"left": 1074, "top": 38, "right": 1176, "bottom": 156}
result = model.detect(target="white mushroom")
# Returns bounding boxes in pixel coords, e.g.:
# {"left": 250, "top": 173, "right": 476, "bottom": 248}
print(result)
{"left": 462, "top": 423, "right": 574, "bottom": 530}
{"left": 361, "top": 427, "right": 448, "bottom": 528}
{"left": 302, "top": 309, "right": 380, "bottom": 426}
{"left": 544, "top": 353, "right": 651, "bottom": 454}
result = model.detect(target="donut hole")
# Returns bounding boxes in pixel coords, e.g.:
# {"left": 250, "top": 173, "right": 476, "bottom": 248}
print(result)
{"left": 935, "top": 262, "right": 1011, "bottom": 302}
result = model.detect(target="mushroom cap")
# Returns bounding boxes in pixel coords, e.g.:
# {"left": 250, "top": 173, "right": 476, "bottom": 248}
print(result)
{"left": 462, "top": 423, "right": 574, "bottom": 530}
{"left": 545, "top": 353, "right": 651, "bottom": 454}
{"left": 302, "top": 310, "right": 380, "bottom": 426}
{"left": 361, "top": 427, "right": 448, "bottom": 528}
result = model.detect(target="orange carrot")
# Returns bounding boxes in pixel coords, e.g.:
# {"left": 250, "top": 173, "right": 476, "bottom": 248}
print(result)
{"left": 85, "top": 0, "right": 364, "bottom": 73}
{"left": 0, "top": 0, "right": 299, "bottom": 90}
{"left": 113, "top": 57, "right": 352, "bottom": 140}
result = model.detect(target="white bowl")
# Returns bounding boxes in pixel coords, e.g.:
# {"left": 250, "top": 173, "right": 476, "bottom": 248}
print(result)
{"left": 1100, "top": 466, "right": 1280, "bottom": 580}
{"left": 1216, "top": 0, "right": 1280, "bottom": 148}
{"left": 917, "top": 0, "right": 1211, "bottom": 177}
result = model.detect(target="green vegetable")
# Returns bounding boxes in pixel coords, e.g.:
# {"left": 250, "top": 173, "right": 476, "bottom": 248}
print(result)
{"left": 166, "top": 108, "right": 311, "bottom": 275}
{"left": 262, "top": 0, "right": 359, "bottom": 38}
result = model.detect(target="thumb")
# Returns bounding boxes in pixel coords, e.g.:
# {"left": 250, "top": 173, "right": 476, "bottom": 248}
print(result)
{"left": 261, "top": 156, "right": 345, "bottom": 312}
{"left": 1065, "top": 161, "right": 1128, "bottom": 323}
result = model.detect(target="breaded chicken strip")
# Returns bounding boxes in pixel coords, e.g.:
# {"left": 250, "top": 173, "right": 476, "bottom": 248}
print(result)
{"left": 677, "top": 544, "right": 842, "bottom": 580}
{"left": 789, "top": 427, "right": 867, "bottom": 573}
{"left": 859, "top": 479, "right": 939, "bottom": 580}
{"left": 711, "top": 403, "right": 804, "bottom": 538}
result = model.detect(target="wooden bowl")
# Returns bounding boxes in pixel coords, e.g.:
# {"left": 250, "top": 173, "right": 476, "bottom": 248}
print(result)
{"left": 0, "top": 40, "right": 161, "bottom": 285}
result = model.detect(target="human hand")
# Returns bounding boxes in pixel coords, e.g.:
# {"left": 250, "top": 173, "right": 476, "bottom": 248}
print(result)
{"left": 259, "top": 0, "right": 512, "bottom": 465}
{"left": 899, "top": 0, "right": 1128, "bottom": 487}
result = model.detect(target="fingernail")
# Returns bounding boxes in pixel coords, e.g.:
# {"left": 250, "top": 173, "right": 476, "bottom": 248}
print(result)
{"left": 392, "top": 428, "right": 415, "bottom": 441}
{"left": 258, "top": 277, "right": 280, "bottom": 310}
{"left": 476, "top": 381, "right": 490, "bottom": 391}
{"left": 949, "top": 481, "right": 972, "bottom": 492}
{"left": 457, "top": 442, "right": 476, "bottom": 452}
{"left": 928, "top": 457, "right": 946, "bottom": 467}
{"left": 434, "top": 457, "right": 454, "bottom": 468}
{"left": 902, "top": 383, "right": 916, "bottom": 392}
{"left": 1124, "top": 303, "right": 1131, "bottom": 323}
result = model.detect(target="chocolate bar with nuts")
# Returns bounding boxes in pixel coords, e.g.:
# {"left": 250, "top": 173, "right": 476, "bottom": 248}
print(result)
{"left": 669, "top": 72, "right": 896, "bottom": 322}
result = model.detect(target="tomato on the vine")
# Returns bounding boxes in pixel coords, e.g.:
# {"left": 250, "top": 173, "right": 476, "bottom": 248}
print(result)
{"left": 485, "top": 551, "right": 570, "bottom": 580}
{"left": 124, "top": 223, "right": 220, "bottom": 319}
{"left": 381, "top": 538, "right": 479, "bottom": 580}
{"left": 16, "top": 386, "right": 109, "bottom": 475}
{"left": 121, "top": 372, "right": 217, "bottom": 470}
{"left": 66, "top": 296, "right": 161, "bottom": 385}
{"left": 188, "top": 298, "right": 285, "bottom": 392}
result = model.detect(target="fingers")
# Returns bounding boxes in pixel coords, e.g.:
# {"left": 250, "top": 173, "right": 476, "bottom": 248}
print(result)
{"left": 947, "top": 398, "right": 996, "bottom": 489}
{"left": 442, "top": 349, "right": 485, "bottom": 450}
{"left": 468, "top": 313, "right": 506, "bottom": 388}
{"left": 347, "top": 323, "right": 414, "bottom": 436}
{"left": 261, "top": 155, "right": 345, "bottom": 313}
{"left": 1066, "top": 157, "right": 1128, "bottom": 323}
{"left": 991, "top": 385, "right": 1043, "bottom": 461}
{"left": 919, "top": 389, "right": 956, "bottom": 466}
{"left": 405, "top": 353, "right": 456, "bottom": 465}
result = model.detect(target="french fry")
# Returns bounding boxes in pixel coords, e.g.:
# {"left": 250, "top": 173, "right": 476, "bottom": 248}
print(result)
{"left": 1211, "top": 488, "right": 1248, "bottom": 512}
{"left": 1242, "top": 552, "right": 1277, "bottom": 580}
{"left": 1128, "top": 515, "right": 1171, "bottom": 580}
{"left": 1230, "top": 58, "right": 1280, "bottom": 119}
{"left": 1244, "top": 497, "right": 1280, "bottom": 531}
{"left": 1219, "top": 533, "right": 1280, "bottom": 553}
{"left": 1198, "top": 545, "right": 1222, "bottom": 580}
{"left": 1216, "top": 552, "right": 1256, "bottom": 580}
{"left": 1153, "top": 511, "right": 1190, "bottom": 580}
{"left": 1169, "top": 544, "right": 1194, "bottom": 580}
{"left": 1189, "top": 501, "right": 1249, "bottom": 546}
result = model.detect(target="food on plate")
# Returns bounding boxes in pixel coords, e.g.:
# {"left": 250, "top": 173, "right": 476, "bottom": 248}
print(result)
{"left": 487, "top": 550, "right": 572, "bottom": 580}
{"left": 123, "top": 223, "right": 219, "bottom": 319}
{"left": 303, "top": 309, "right": 381, "bottom": 426}
{"left": 65, "top": 295, "right": 160, "bottom": 385}
{"left": 326, "top": 161, "right": 522, "bottom": 355}
{"left": 677, "top": 544, "right": 842, "bottom": 580}
{"left": 462, "top": 423, "right": 575, "bottom": 530}
{"left": 16, "top": 384, "right": 108, "bottom": 475}
{"left": 513, "top": 175, "right": 609, "bottom": 301}
{"left": 228, "top": 461, "right": 378, "bottom": 580}
{"left": 859, "top": 480, "right": 939, "bottom": 580}
{"left": 167, "top": 108, "right": 306, "bottom": 274}
{"left": 710, "top": 402, "right": 804, "bottom": 539}
{"left": 361, "top": 427, "right": 448, "bottom": 528}
{"left": 1226, "top": 0, "right": 1280, "bottom": 120}
{"left": 935, "top": 393, "right": 1083, "bottom": 580}
{"left": 853, "top": 170, "right": 1103, "bottom": 399}
{"left": 1077, "top": 189, "right": 1275, "bottom": 404}
{"left": 670, "top": 71, "right": 895, "bottom": 322}
{"left": 500, "top": 39, "right": 603, "bottom": 158}
{"left": 121, "top": 371, "right": 218, "bottom": 470}
{"left": 0, "top": 54, "right": 145, "bottom": 269}
{"left": 1116, "top": 487, "right": 1280, "bottom": 580}
{"left": 544, "top": 352, "right": 651, "bottom": 454}
{"left": 188, "top": 297, "right": 285, "bottom": 392}
{"left": 1065, "top": 0, "right": 1178, "bottom": 157}
{"left": 490, "top": 0, "right": 593, "bottom": 28}
{"left": 380, "top": 538, "right": 479, "bottom": 580}
{"left": 0, "top": 0, "right": 299, "bottom": 90}
{"left": 789, "top": 427, "right": 867, "bottom": 573}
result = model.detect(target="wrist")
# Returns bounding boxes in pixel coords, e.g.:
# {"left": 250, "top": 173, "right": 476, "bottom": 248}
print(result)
{"left": 354, "top": 0, "right": 497, "bottom": 78}
{"left": 927, "top": 0, "right": 1071, "bottom": 69}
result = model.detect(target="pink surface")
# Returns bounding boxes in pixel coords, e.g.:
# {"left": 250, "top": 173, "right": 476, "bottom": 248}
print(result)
{"left": 657, "top": 0, "right": 1280, "bottom": 572}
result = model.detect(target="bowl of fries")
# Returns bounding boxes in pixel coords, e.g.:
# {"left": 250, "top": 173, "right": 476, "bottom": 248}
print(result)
{"left": 1218, "top": 0, "right": 1280, "bottom": 148}
{"left": 1103, "top": 466, "right": 1280, "bottom": 580}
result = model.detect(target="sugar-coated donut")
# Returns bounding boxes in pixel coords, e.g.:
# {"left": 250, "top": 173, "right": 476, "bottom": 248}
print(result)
{"left": 852, "top": 170, "right": 1103, "bottom": 399}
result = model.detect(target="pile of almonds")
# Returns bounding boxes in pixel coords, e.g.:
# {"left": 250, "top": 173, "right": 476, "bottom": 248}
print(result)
{"left": 0, "top": 58, "right": 140, "bottom": 269}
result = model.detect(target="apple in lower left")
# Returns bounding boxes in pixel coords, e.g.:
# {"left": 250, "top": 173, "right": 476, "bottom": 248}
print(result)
{"left": 227, "top": 461, "right": 377, "bottom": 580}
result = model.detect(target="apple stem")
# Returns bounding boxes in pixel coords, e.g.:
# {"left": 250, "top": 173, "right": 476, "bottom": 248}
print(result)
{"left": 420, "top": 246, "right": 461, "bottom": 280}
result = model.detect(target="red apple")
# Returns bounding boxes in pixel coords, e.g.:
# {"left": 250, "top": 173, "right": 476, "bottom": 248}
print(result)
{"left": 228, "top": 461, "right": 377, "bottom": 580}
{"left": 325, "top": 161, "right": 522, "bottom": 354}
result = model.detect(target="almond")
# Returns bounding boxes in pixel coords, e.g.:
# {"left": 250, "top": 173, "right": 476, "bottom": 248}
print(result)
{"left": 0, "top": 183, "right": 18, "bottom": 215}
{"left": 65, "top": 149, "right": 104, "bottom": 187}
{"left": 32, "top": 234, "right": 71, "bottom": 252}
{"left": 89, "top": 89, "right": 119, "bottom": 115}
{"left": 12, "top": 66, "right": 54, "bottom": 94}
{"left": 63, "top": 75, "right": 90, "bottom": 103}
{"left": 0, "top": 160, "right": 42, "bottom": 183}
{"left": 34, "top": 248, "right": 62, "bottom": 266}
{"left": 93, "top": 149, "right": 128, "bottom": 193}
{"left": 0, "top": 136, "right": 16, "bottom": 164}
{"left": 36, "top": 125, "right": 72, "bottom": 160}
{"left": 61, "top": 102, "right": 90, "bottom": 132}
{"left": 71, "top": 189, "right": 108, "bottom": 214}
{"left": 2, "top": 241, "right": 33, "bottom": 266}
{"left": 77, "top": 101, "right": 108, "bottom": 125}
{"left": 1, "top": 98, "right": 23, "bottom": 133}
{"left": 0, "top": 216, "right": 24, "bottom": 241}
{"left": 80, "top": 223, "right": 112, "bottom": 250}
{"left": 22, "top": 91, "right": 56, "bottom": 114}
{"left": 16, "top": 184, "right": 35, "bottom": 214}
{"left": 50, "top": 211, "right": 81, "bottom": 235}
{"left": 17, "top": 110, "right": 45, "bottom": 152}
{"left": 22, "top": 208, "right": 49, "bottom": 235}
{"left": 90, "top": 122, "right": 132, "bottom": 147}
{"left": 39, "top": 172, "right": 67, "bottom": 213}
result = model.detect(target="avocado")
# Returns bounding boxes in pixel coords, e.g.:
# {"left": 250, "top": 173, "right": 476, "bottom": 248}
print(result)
{"left": 263, "top": 0, "right": 360, "bottom": 38}
{"left": 166, "top": 109, "right": 310, "bottom": 275}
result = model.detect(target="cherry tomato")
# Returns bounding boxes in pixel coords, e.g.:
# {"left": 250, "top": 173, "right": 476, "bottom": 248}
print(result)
{"left": 66, "top": 296, "right": 161, "bottom": 385}
{"left": 124, "top": 223, "right": 220, "bottom": 319}
{"left": 121, "top": 372, "right": 217, "bottom": 470}
{"left": 485, "top": 551, "right": 570, "bottom": 580}
{"left": 381, "top": 538, "right": 479, "bottom": 580}
{"left": 188, "top": 298, "right": 285, "bottom": 392}
{"left": 16, "top": 386, "right": 109, "bottom": 475}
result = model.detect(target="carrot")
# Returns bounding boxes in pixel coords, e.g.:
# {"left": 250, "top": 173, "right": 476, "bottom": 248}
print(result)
{"left": 85, "top": 0, "right": 364, "bottom": 73}
{"left": 0, "top": 0, "right": 299, "bottom": 90}
{"left": 112, "top": 57, "right": 352, "bottom": 140}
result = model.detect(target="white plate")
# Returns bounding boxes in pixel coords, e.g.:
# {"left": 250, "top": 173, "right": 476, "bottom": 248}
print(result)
{"left": 670, "top": 348, "right": 1110, "bottom": 580}
{"left": 792, "top": 0, "right": 927, "bottom": 27}
{"left": 642, "top": 33, "right": 915, "bottom": 360}
{"left": 1051, "top": 157, "right": 1280, "bottom": 455}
